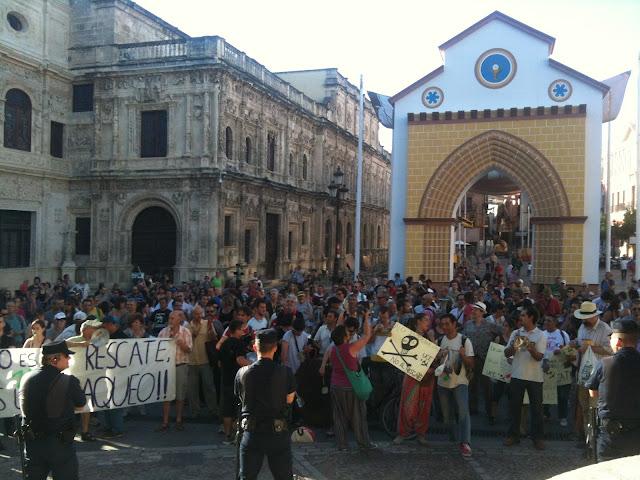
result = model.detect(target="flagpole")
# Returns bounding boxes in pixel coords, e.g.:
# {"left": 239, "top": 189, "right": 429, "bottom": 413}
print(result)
{"left": 636, "top": 53, "right": 640, "bottom": 281}
{"left": 605, "top": 92, "right": 612, "bottom": 274}
{"left": 354, "top": 75, "right": 364, "bottom": 280}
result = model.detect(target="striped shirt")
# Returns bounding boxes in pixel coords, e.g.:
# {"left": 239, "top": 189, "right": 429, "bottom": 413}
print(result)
{"left": 158, "top": 325, "right": 193, "bottom": 365}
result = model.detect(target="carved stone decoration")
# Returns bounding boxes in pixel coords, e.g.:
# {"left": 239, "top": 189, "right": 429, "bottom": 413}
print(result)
{"left": 54, "top": 208, "right": 63, "bottom": 223}
{"left": 172, "top": 192, "right": 185, "bottom": 204}
{"left": 98, "top": 79, "right": 113, "bottom": 91}
{"left": 190, "top": 209, "right": 200, "bottom": 221}
{"left": 99, "top": 208, "right": 110, "bottom": 225}
{"left": 99, "top": 250, "right": 108, "bottom": 261}
{"left": 189, "top": 250, "right": 199, "bottom": 263}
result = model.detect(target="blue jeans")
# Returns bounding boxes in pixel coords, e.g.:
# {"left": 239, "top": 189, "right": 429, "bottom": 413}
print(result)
{"left": 438, "top": 384, "right": 471, "bottom": 444}
{"left": 103, "top": 408, "right": 124, "bottom": 434}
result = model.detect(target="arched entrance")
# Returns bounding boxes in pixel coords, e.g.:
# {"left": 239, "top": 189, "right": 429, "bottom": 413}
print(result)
{"left": 131, "top": 206, "right": 177, "bottom": 280}
{"left": 406, "top": 129, "right": 585, "bottom": 284}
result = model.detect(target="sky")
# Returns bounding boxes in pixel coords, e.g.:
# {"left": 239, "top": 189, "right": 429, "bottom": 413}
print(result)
{"left": 135, "top": 0, "right": 639, "bottom": 150}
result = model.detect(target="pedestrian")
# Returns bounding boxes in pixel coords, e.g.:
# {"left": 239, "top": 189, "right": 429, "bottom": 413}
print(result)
{"left": 620, "top": 258, "right": 629, "bottom": 281}
{"left": 158, "top": 310, "right": 193, "bottom": 432}
{"left": 187, "top": 305, "right": 218, "bottom": 418}
{"left": 542, "top": 316, "right": 571, "bottom": 427}
{"left": 503, "top": 305, "right": 547, "bottom": 450}
{"left": 393, "top": 314, "right": 439, "bottom": 445}
{"left": 436, "top": 313, "right": 474, "bottom": 457}
{"left": 586, "top": 319, "right": 640, "bottom": 461}
{"left": 235, "top": 328, "right": 296, "bottom": 480}
{"left": 281, "top": 316, "right": 311, "bottom": 375}
{"left": 329, "top": 311, "right": 375, "bottom": 451}
{"left": 19, "top": 340, "right": 86, "bottom": 479}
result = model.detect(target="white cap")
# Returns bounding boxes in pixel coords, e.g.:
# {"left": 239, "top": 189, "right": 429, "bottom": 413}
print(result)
{"left": 54, "top": 312, "right": 67, "bottom": 320}
{"left": 73, "top": 311, "right": 87, "bottom": 322}
{"left": 472, "top": 301, "right": 487, "bottom": 313}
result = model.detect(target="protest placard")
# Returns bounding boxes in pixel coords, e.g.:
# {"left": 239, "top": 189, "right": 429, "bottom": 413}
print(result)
{"left": 0, "top": 339, "right": 176, "bottom": 418}
{"left": 376, "top": 322, "right": 440, "bottom": 381}
{"left": 547, "top": 355, "right": 573, "bottom": 386}
{"left": 482, "top": 342, "right": 512, "bottom": 383}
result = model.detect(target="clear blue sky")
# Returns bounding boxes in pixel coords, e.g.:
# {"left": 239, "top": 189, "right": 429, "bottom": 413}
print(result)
{"left": 136, "top": 0, "right": 639, "bottom": 149}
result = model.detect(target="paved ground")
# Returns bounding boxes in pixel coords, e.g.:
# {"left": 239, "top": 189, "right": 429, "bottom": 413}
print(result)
{"left": 0, "top": 415, "right": 591, "bottom": 480}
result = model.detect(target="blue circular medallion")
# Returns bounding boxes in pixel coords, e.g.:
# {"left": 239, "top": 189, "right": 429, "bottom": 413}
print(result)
{"left": 548, "top": 79, "right": 572, "bottom": 102}
{"left": 475, "top": 49, "right": 517, "bottom": 89}
{"left": 421, "top": 86, "right": 444, "bottom": 109}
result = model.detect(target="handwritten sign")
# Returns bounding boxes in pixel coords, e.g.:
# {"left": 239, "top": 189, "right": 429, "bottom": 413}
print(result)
{"left": 482, "top": 342, "right": 512, "bottom": 383}
{"left": 376, "top": 323, "right": 440, "bottom": 381}
{"left": 547, "top": 356, "right": 573, "bottom": 386}
{"left": 0, "top": 339, "right": 176, "bottom": 418}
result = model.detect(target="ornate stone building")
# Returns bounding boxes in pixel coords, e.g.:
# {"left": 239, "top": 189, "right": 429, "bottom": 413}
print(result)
{"left": 0, "top": 0, "right": 390, "bottom": 287}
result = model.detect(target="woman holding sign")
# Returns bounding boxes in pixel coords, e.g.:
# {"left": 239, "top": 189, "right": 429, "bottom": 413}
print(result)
{"left": 393, "top": 314, "right": 439, "bottom": 445}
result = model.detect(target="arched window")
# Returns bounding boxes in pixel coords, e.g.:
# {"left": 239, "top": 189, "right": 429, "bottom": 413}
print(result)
{"left": 302, "top": 154, "right": 308, "bottom": 180}
{"left": 377, "top": 225, "right": 382, "bottom": 249}
{"left": 346, "top": 222, "right": 353, "bottom": 254}
{"left": 225, "top": 126, "right": 233, "bottom": 159}
{"left": 245, "top": 137, "right": 252, "bottom": 163}
{"left": 324, "top": 220, "right": 332, "bottom": 258}
{"left": 4, "top": 89, "right": 32, "bottom": 151}
{"left": 289, "top": 153, "right": 294, "bottom": 176}
{"left": 267, "top": 133, "right": 276, "bottom": 171}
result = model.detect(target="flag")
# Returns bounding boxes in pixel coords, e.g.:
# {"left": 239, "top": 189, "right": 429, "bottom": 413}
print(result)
{"left": 602, "top": 71, "right": 631, "bottom": 123}
{"left": 367, "top": 91, "right": 394, "bottom": 128}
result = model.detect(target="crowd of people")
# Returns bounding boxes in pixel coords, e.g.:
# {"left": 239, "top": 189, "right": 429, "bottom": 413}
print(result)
{"left": 1, "top": 258, "right": 638, "bottom": 458}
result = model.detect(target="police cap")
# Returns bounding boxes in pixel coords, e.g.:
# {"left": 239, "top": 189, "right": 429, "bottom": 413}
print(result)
{"left": 256, "top": 328, "right": 278, "bottom": 345}
{"left": 42, "top": 340, "right": 75, "bottom": 356}
{"left": 611, "top": 319, "right": 639, "bottom": 335}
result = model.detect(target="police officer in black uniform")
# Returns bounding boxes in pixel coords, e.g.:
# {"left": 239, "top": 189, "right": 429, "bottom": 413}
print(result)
{"left": 586, "top": 319, "right": 640, "bottom": 461}
{"left": 19, "top": 340, "right": 86, "bottom": 479}
{"left": 235, "top": 328, "right": 296, "bottom": 480}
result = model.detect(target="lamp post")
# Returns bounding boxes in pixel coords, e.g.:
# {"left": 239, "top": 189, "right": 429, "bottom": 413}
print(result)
{"left": 328, "top": 166, "right": 349, "bottom": 284}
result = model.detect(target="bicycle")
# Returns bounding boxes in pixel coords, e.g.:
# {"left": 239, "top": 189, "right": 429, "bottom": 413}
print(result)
{"left": 374, "top": 368, "right": 417, "bottom": 440}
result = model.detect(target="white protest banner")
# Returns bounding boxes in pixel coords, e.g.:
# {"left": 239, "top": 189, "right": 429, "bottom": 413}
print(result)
{"left": 376, "top": 322, "right": 440, "bottom": 381}
{"left": 0, "top": 339, "right": 176, "bottom": 418}
{"left": 548, "top": 355, "right": 573, "bottom": 386}
{"left": 482, "top": 342, "right": 512, "bottom": 383}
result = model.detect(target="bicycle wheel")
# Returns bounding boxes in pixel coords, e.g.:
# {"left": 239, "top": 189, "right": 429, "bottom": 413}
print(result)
{"left": 381, "top": 395, "right": 417, "bottom": 440}
{"left": 380, "top": 395, "right": 400, "bottom": 438}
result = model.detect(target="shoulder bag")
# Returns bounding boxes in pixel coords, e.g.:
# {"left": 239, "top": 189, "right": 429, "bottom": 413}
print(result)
{"left": 334, "top": 345, "right": 373, "bottom": 401}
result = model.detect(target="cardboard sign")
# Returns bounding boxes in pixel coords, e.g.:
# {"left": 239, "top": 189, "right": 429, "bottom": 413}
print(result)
{"left": 482, "top": 342, "right": 513, "bottom": 383}
{"left": 376, "top": 323, "right": 440, "bottom": 381}
{"left": 547, "top": 355, "right": 573, "bottom": 386}
{"left": 0, "top": 339, "right": 176, "bottom": 418}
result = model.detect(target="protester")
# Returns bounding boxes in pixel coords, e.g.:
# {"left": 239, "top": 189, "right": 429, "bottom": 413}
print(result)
{"left": 437, "top": 313, "right": 474, "bottom": 457}
{"left": 158, "top": 311, "right": 193, "bottom": 432}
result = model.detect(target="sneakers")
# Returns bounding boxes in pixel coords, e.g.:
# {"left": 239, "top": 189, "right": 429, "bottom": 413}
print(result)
{"left": 559, "top": 418, "right": 568, "bottom": 427}
{"left": 460, "top": 443, "right": 472, "bottom": 457}
{"left": 392, "top": 435, "right": 405, "bottom": 445}
{"left": 222, "top": 436, "right": 234, "bottom": 445}
{"left": 101, "top": 430, "right": 124, "bottom": 439}
{"left": 416, "top": 436, "right": 429, "bottom": 446}
{"left": 80, "top": 432, "right": 96, "bottom": 442}
{"left": 503, "top": 437, "right": 520, "bottom": 447}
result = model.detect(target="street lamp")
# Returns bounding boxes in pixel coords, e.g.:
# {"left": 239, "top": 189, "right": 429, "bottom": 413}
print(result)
{"left": 328, "top": 166, "right": 349, "bottom": 284}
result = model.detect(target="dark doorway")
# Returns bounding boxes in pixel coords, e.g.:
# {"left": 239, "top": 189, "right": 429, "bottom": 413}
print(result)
{"left": 132, "top": 206, "right": 177, "bottom": 281}
{"left": 265, "top": 213, "right": 279, "bottom": 278}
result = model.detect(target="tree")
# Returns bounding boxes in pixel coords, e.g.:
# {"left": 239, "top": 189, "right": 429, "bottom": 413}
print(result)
{"left": 612, "top": 208, "right": 636, "bottom": 242}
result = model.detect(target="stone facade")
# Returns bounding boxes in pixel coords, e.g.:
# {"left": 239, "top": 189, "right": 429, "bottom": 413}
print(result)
{"left": 0, "top": 0, "right": 390, "bottom": 288}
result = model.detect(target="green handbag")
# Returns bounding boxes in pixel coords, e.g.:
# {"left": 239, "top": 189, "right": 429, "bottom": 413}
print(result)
{"left": 334, "top": 346, "right": 373, "bottom": 401}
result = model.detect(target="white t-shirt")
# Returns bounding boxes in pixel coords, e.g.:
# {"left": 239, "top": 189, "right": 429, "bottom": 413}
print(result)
{"left": 437, "top": 334, "right": 475, "bottom": 389}
{"left": 507, "top": 327, "right": 547, "bottom": 382}
{"left": 248, "top": 316, "right": 268, "bottom": 332}
{"left": 282, "top": 330, "right": 310, "bottom": 374}
{"left": 543, "top": 329, "right": 570, "bottom": 355}
{"left": 314, "top": 324, "right": 333, "bottom": 355}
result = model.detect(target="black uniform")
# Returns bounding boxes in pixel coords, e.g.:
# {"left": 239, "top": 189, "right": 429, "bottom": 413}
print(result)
{"left": 234, "top": 332, "right": 296, "bottom": 480}
{"left": 586, "top": 331, "right": 640, "bottom": 461}
{"left": 20, "top": 355, "right": 86, "bottom": 479}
